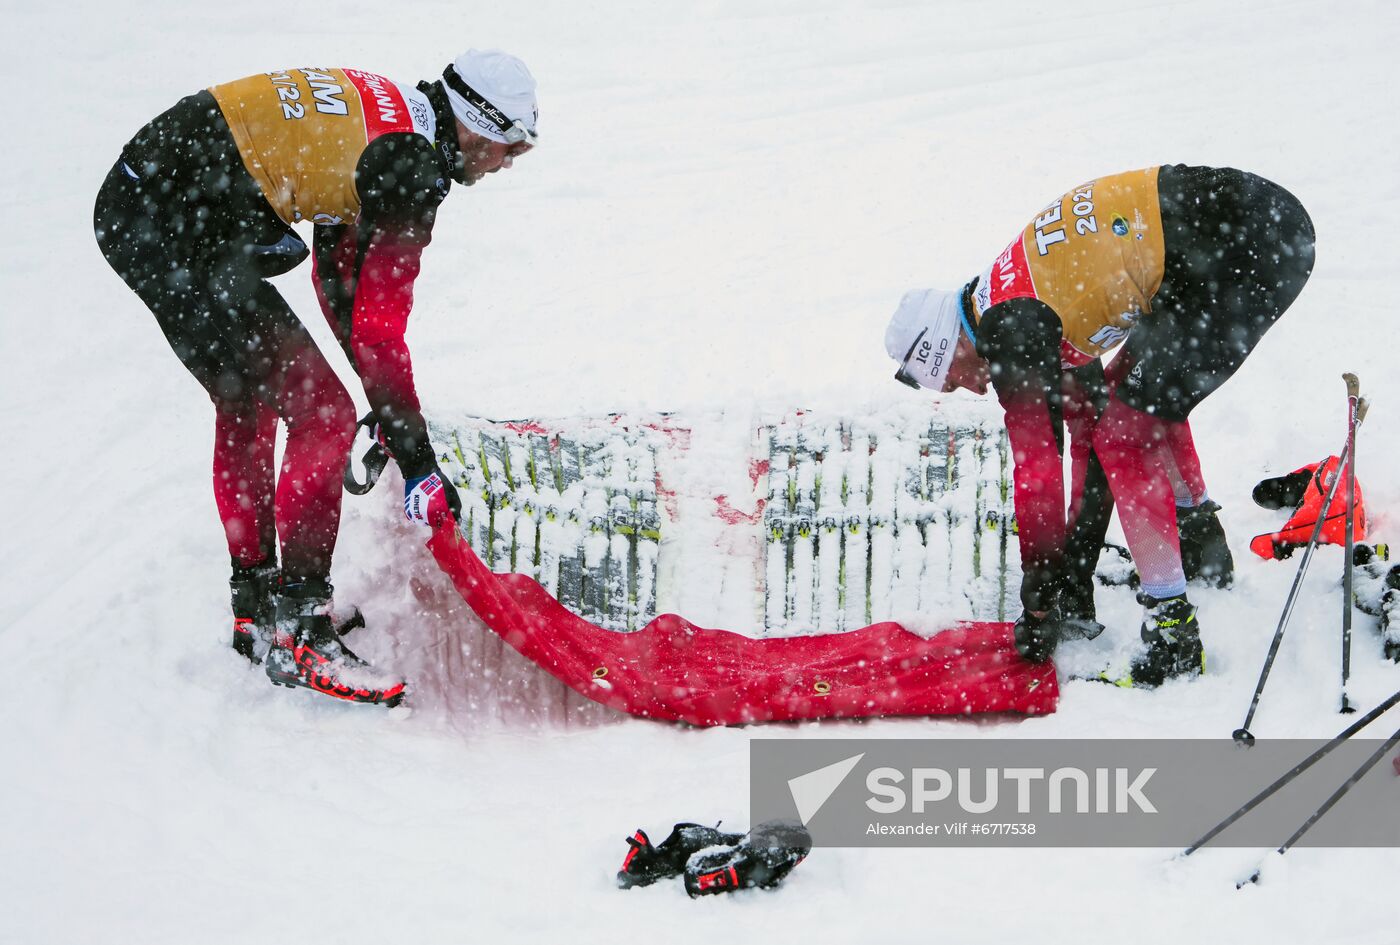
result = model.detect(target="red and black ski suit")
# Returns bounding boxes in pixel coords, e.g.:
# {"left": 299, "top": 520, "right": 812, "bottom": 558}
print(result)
{"left": 94, "top": 68, "right": 465, "bottom": 584}
{"left": 965, "top": 165, "right": 1315, "bottom": 614}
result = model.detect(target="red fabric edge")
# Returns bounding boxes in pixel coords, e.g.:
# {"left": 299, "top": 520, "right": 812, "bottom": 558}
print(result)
{"left": 426, "top": 519, "right": 1058, "bottom": 726}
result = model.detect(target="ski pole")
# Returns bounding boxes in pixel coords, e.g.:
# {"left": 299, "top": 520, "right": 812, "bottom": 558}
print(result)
{"left": 1233, "top": 401, "right": 1369, "bottom": 747}
{"left": 1237, "top": 719, "right": 1400, "bottom": 887}
{"left": 1186, "top": 686, "right": 1400, "bottom": 855}
{"left": 1340, "top": 374, "right": 1360, "bottom": 714}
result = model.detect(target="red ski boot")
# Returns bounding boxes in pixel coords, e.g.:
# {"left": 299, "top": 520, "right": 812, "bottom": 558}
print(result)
{"left": 229, "top": 561, "right": 278, "bottom": 664}
{"left": 266, "top": 581, "right": 405, "bottom": 707}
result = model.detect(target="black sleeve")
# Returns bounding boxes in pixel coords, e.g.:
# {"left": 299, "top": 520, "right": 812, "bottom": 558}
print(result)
{"left": 320, "top": 133, "right": 451, "bottom": 476}
{"left": 354, "top": 132, "right": 450, "bottom": 238}
{"left": 312, "top": 134, "right": 448, "bottom": 348}
{"left": 979, "top": 298, "right": 1068, "bottom": 614}
{"left": 979, "top": 298, "right": 1064, "bottom": 415}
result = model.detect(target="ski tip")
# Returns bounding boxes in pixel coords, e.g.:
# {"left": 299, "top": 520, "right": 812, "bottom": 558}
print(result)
{"left": 1355, "top": 398, "right": 1369, "bottom": 423}
{"left": 1343, "top": 372, "right": 1359, "bottom": 396}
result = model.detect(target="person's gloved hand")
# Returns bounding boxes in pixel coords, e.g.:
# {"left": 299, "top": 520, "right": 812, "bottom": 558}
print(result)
{"left": 403, "top": 465, "right": 461, "bottom": 527}
{"left": 1013, "top": 610, "right": 1060, "bottom": 663}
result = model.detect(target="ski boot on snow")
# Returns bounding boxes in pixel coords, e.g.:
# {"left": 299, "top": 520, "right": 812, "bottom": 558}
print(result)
{"left": 266, "top": 581, "right": 405, "bottom": 706}
{"left": 1054, "top": 581, "right": 1108, "bottom": 644}
{"left": 1178, "top": 500, "right": 1234, "bottom": 589}
{"left": 1013, "top": 596, "right": 1105, "bottom": 664}
{"left": 1378, "top": 558, "right": 1400, "bottom": 662}
{"left": 230, "top": 560, "right": 279, "bottom": 664}
{"left": 1128, "top": 592, "right": 1204, "bottom": 688}
{"left": 1353, "top": 546, "right": 1400, "bottom": 663}
{"left": 1094, "top": 542, "right": 1140, "bottom": 589}
{"left": 617, "top": 822, "right": 744, "bottom": 889}
{"left": 1381, "top": 598, "right": 1400, "bottom": 663}
{"left": 683, "top": 820, "right": 812, "bottom": 898}
{"left": 1058, "top": 578, "right": 1098, "bottom": 625}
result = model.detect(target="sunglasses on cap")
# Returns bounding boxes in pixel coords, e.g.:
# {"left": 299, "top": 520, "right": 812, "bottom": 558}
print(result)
{"left": 893, "top": 327, "right": 959, "bottom": 392}
{"left": 443, "top": 67, "right": 538, "bottom": 146}
{"left": 894, "top": 328, "right": 929, "bottom": 389}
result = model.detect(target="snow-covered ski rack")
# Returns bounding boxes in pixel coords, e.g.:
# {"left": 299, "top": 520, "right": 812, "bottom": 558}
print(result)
{"left": 439, "top": 417, "right": 663, "bottom": 633}
{"left": 761, "top": 409, "right": 1018, "bottom": 632}
{"left": 430, "top": 401, "right": 1019, "bottom": 636}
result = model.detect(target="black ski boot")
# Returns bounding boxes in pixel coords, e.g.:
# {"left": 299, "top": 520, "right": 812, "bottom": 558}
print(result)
{"left": 1014, "top": 594, "right": 1106, "bottom": 663}
{"left": 1058, "top": 579, "right": 1097, "bottom": 625}
{"left": 1178, "top": 500, "right": 1234, "bottom": 588}
{"left": 617, "top": 822, "right": 744, "bottom": 889}
{"left": 1129, "top": 593, "right": 1204, "bottom": 688}
{"left": 683, "top": 820, "right": 812, "bottom": 897}
{"left": 229, "top": 560, "right": 279, "bottom": 664}
{"left": 1380, "top": 569, "right": 1400, "bottom": 663}
{"left": 1055, "top": 580, "right": 1107, "bottom": 643}
{"left": 267, "top": 580, "right": 405, "bottom": 706}
{"left": 1095, "top": 542, "right": 1140, "bottom": 589}
{"left": 1350, "top": 548, "right": 1399, "bottom": 662}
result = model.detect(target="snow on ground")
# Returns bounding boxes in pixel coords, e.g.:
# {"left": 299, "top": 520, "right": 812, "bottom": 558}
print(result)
{"left": 3, "top": 0, "right": 1399, "bottom": 942}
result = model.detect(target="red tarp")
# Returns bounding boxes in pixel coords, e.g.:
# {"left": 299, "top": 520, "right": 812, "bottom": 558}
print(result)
{"left": 427, "top": 519, "right": 1059, "bottom": 726}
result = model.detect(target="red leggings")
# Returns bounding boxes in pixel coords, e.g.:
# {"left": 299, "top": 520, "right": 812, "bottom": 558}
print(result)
{"left": 1092, "top": 395, "right": 1207, "bottom": 599}
{"left": 211, "top": 337, "right": 357, "bottom": 581}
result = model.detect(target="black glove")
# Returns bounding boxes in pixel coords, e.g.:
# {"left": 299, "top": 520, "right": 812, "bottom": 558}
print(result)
{"left": 1013, "top": 610, "right": 1060, "bottom": 663}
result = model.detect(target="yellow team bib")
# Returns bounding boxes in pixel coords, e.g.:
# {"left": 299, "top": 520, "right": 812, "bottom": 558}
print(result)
{"left": 209, "top": 67, "right": 437, "bottom": 226}
{"left": 971, "top": 167, "right": 1167, "bottom": 368}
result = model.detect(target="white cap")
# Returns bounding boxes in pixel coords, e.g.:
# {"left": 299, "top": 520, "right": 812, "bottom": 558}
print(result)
{"left": 885, "top": 288, "right": 963, "bottom": 391}
{"left": 445, "top": 49, "right": 538, "bottom": 143}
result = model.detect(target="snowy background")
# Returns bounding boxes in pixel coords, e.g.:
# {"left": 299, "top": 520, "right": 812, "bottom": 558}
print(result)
{"left": 4, "top": 0, "right": 1399, "bottom": 941}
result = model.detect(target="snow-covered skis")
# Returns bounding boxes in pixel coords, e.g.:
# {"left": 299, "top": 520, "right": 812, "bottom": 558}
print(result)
{"left": 444, "top": 418, "right": 661, "bottom": 633}
{"left": 425, "top": 403, "right": 1018, "bottom": 635}
{"left": 761, "top": 412, "right": 1016, "bottom": 633}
